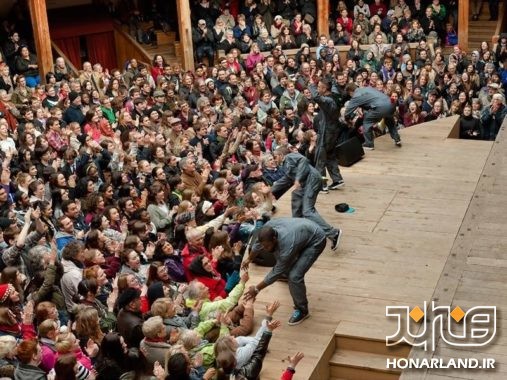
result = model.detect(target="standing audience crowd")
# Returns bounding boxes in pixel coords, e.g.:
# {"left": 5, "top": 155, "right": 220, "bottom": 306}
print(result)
{"left": 0, "top": 0, "right": 504, "bottom": 379}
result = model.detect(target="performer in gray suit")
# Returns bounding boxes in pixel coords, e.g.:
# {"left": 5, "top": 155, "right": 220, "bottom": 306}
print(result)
{"left": 243, "top": 217, "right": 327, "bottom": 325}
{"left": 270, "top": 146, "right": 342, "bottom": 250}
{"left": 344, "top": 83, "right": 402, "bottom": 150}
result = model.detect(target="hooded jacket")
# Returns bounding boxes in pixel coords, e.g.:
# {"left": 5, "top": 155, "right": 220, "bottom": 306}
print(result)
{"left": 13, "top": 363, "right": 47, "bottom": 380}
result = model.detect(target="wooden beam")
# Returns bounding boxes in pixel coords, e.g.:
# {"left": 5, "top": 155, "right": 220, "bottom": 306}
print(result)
{"left": 176, "top": 0, "right": 194, "bottom": 72}
{"left": 28, "top": 0, "right": 53, "bottom": 83}
{"left": 458, "top": 0, "right": 469, "bottom": 52}
{"left": 317, "top": 0, "right": 329, "bottom": 38}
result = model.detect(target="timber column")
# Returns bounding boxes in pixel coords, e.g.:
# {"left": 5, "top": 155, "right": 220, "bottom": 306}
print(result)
{"left": 28, "top": 0, "right": 53, "bottom": 82}
{"left": 458, "top": 1, "right": 469, "bottom": 52}
{"left": 176, "top": 0, "right": 195, "bottom": 72}
{"left": 317, "top": 0, "right": 330, "bottom": 38}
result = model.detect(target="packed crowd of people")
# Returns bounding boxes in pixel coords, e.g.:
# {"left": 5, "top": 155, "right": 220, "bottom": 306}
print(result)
{"left": 0, "top": 0, "right": 504, "bottom": 379}
{"left": 190, "top": 0, "right": 506, "bottom": 139}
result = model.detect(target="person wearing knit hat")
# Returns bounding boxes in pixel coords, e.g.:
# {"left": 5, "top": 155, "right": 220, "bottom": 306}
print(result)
{"left": 117, "top": 287, "right": 141, "bottom": 310}
{"left": 147, "top": 282, "right": 166, "bottom": 307}
{"left": 68, "top": 91, "right": 80, "bottom": 104}
{"left": 117, "top": 288, "right": 144, "bottom": 348}
{"left": 64, "top": 90, "right": 85, "bottom": 125}
{"left": 204, "top": 78, "right": 214, "bottom": 87}
{"left": 0, "top": 283, "right": 18, "bottom": 304}
{"left": 77, "top": 134, "right": 89, "bottom": 147}
{"left": 201, "top": 200, "right": 214, "bottom": 216}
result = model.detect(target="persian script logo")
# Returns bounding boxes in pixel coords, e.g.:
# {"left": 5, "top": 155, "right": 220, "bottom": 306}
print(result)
{"left": 386, "top": 301, "right": 496, "bottom": 351}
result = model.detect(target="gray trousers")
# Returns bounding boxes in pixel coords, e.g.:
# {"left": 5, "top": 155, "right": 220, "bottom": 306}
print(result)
{"left": 292, "top": 169, "right": 338, "bottom": 239}
{"left": 316, "top": 146, "right": 343, "bottom": 184}
{"left": 288, "top": 235, "right": 327, "bottom": 313}
{"left": 363, "top": 105, "right": 400, "bottom": 147}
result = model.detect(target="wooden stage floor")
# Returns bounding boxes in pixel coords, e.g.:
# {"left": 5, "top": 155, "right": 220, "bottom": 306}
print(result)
{"left": 246, "top": 115, "right": 507, "bottom": 379}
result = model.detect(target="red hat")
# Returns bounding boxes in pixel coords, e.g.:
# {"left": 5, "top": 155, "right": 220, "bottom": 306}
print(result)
{"left": 0, "top": 284, "right": 14, "bottom": 303}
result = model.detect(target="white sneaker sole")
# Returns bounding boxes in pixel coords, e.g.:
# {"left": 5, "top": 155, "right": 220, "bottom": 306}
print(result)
{"left": 330, "top": 182, "right": 345, "bottom": 190}
{"left": 331, "top": 229, "right": 342, "bottom": 251}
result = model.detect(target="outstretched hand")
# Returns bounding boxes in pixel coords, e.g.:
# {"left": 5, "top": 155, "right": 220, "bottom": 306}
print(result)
{"left": 241, "top": 258, "right": 251, "bottom": 271}
{"left": 288, "top": 351, "right": 304, "bottom": 368}
{"left": 267, "top": 319, "right": 281, "bottom": 332}
{"left": 243, "top": 285, "right": 257, "bottom": 301}
{"left": 266, "top": 300, "right": 280, "bottom": 317}
{"left": 153, "top": 361, "right": 165, "bottom": 380}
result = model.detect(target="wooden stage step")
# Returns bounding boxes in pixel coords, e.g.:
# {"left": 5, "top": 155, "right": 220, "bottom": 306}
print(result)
{"left": 330, "top": 349, "right": 402, "bottom": 380}
{"left": 155, "top": 30, "right": 176, "bottom": 45}
{"left": 329, "top": 323, "right": 411, "bottom": 380}
{"left": 144, "top": 43, "right": 176, "bottom": 56}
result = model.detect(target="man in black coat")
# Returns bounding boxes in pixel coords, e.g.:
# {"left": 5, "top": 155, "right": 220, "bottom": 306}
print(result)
{"left": 310, "top": 78, "right": 345, "bottom": 191}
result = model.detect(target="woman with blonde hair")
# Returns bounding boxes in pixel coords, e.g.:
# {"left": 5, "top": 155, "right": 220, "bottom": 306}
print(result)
{"left": 176, "top": 200, "right": 196, "bottom": 220}
{"left": 75, "top": 306, "right": 104, "bottom": 345}
{"left": 55, "top": 327, "right": 95, "bottom": 372}
{"left": 0, "top": 335, "right": 17, "bottom": 377}
{"left": 249, "top": 182, "right": 275, "bottom": 216}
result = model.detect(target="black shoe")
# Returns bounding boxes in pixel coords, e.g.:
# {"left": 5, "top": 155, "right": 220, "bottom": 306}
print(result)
{"left": 320, "top": 187, "right": 330, "bottom": 194}
{"left": 395, "top": 139, "right": 402, "bottom": 147}
{"left": 331, "top": 229, "right": 342, "bottom": 251}
{"left": 288, "top": 309, "right": 310, "bottom": 325}
{"left": 330, "top": 181, "right": 345, "bottom": 190}
{"left": 362, "top": 144, "right": 374, "bottom": 150}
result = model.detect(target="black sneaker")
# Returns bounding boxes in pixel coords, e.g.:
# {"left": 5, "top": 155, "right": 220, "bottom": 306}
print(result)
{"left": 288, "top": 309, "right": 310, "bottom": 325}
{"left": 331, "top": 229, "right": 342, "bottom": 251}
{"left": 362, "top": 144, "right": 374, "bottom": 150}
{"left": 395, "top": 140, "right": 402, "bottom": 147}
{"left": 320, "top": 187, "right": 330, "bottom": 194}
{"left": 330, "top": 181, "right": 345, "bottom": 190}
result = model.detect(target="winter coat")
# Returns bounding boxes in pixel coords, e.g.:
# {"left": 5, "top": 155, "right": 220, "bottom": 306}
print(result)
{"left": 14, "top": 363, "right": 47, "bottom": 380}
{"left": 60, "top": 259, "right": 83, "bottom": 312}
{"left": 140, "top": 338, "right": 171, "bottom": 369}
{"left": 117, "top": 309, "right": 144, "bottom": 348}
{"left": 40, "top": 338, "right": 57, "bottom": 373}
{"left": 231, "top": 331, "right": 272, "bottom": 379}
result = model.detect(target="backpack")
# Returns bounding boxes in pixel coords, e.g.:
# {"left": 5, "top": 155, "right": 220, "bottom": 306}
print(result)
{"left": 447, "top": 30, "right": 458, "bottom": 46}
